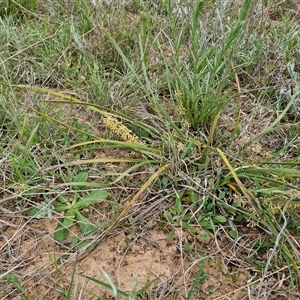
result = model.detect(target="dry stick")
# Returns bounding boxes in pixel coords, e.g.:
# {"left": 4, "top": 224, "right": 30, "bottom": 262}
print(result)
{"left": 65, "top": 163, "right": 170, "bottom": 264}
{"left": 213, "top": 262, "right": 298, "bottom": 300}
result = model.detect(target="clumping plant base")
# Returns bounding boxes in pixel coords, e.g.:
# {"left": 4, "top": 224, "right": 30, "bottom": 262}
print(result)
{"left": 1, "top": 0, "right": 300, "bottom": 299}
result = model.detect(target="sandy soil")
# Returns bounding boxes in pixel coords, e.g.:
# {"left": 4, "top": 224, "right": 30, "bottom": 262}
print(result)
{"left": 0, "top": 214, "right": 250, "bottom": 300}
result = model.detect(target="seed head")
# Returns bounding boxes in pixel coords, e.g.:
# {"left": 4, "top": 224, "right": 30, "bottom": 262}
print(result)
{"left": 103, "top": 116, "right": 143, "bottom": 145}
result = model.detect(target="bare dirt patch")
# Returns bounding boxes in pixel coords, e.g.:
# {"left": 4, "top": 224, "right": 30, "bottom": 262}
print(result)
{"left": 0, "top": 214, "right": 251, "bottom": 299}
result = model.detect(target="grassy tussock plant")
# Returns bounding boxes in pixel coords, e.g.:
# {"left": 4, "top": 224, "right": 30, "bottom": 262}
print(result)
{"left": 1, "top": 0, "right": 300, "bottom": 298}
{"left": 13, "top": 0, "right": 300, "bottom": 278}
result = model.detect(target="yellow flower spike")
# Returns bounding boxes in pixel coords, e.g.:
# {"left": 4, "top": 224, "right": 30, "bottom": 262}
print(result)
{"left": 103, "top": 116, "right": 144, "bottom": 145}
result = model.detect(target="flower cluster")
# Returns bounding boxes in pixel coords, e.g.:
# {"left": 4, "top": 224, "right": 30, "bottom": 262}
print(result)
{"left": 103, "top": 116, "right": 143, "bottom": 145}
{"left": 266, "top": 201, "right": 300, "bottom": 215}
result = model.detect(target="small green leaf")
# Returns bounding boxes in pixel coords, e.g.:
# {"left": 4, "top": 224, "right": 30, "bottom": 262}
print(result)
{"left": 72, "top": 172, "right": 89, "bottom": 190}
{"left": 64, "top": 209, "right": 76, "bottom": 226}
{"left": 54, "top": 222, "right": 69, "bottom": 241}
{"left": 169, "top": 206, "right": 176, "bottom": 215}
{"left": 101, "top": 220, "right": 112, "bottom": 228}
{"left": 182, "top": 221, "right": 189, "bottom": 230}
{"left": 166, "top": 230, "right": 174, "bottom": 242}
{"left": 206, "top": 203, "right": 214, "bottom": 211}
{"left": 218, "top": 191, "right": 226, "bottom": 199}
{"left": 77, "top": 240, "right": 93, "bottom": 249}
{"left": 75, "top": 190, "right": 109, "bottom": 209}
{"left": 74, "top": 172, "right": 89, "bottom": 182}
{"left": 189, "top": 227, "right": 197, "bottom": 234}
{"left": 124, "top": 237, "right": 131, "bottom": 246}
{"left": 57, "top": 195, "right": 69, "bottom": 203}
{"left": 189, "top": 191, "right": 197, "bottom": 203}
{"left": 229, "top": 230, "right": 239, "bottom": 239}
{"left": 161, "top": 176, "right": 169, "bottom": 187}
{"left": 129, "top": 227, "right": 136, "bottom": 237}
{"left": 175, "top": 196, "right": 183, "bottom": 215}
{"left": 235, "top": 215, "right": 244, "bottom": 222}
{"left": 213, "top": 215, "right": 227, "bottom": 223}
{"left": 71, "top": 237, "right": 79, "bottom": 247}
{"left": 76, "top": 211, "right": 97, "bottom": 236}
{"left": 53, "top": 204, "right": 70, "bottom": 212}
{"left": 198, "top": 233, "right": 211, "bottom": 243}
{"left": 183, "top": 213, "right": 194, "bottom": 222}
{"left": 185, "top": 242, "right": 194, "bottom": 250}
{"left": 54, "top": 209, "right": 76, "bottom": 241}
{"left": 164, "top": 211, "right": 173, "bottom": 222}
{"left": 27, "top": 207, "right": 41, "bottom": 217}
{"left": 198, "top": 218, "right": 213, "bottom": 229}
